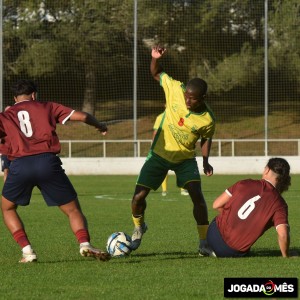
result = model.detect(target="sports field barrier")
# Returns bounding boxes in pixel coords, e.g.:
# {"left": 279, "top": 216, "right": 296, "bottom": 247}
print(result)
{"left": 60, "top": 139, "right": 300, "bottom": 158}
{"left": 58, "top": 139, "right": 300, "bottom": 175}
{"left": 60, "top": 156, "right": 300, "bottom": 175}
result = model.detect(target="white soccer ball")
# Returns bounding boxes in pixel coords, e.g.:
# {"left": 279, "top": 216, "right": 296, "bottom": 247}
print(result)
{"left": 106, "top": 232, "right": 132, "bottom": 257}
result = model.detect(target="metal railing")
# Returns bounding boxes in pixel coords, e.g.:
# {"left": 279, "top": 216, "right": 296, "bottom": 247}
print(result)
{"left": 60, "top": 139, "right": 300, "bottom": 158}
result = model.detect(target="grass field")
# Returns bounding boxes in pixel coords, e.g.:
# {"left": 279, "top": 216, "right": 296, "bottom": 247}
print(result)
{"left": 0, "top": 174, "right": 299, "bottom": 299}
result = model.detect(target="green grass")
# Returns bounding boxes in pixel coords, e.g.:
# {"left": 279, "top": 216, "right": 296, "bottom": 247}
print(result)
{"left": 0, "top": 174, "right": 299, "bottom": 299}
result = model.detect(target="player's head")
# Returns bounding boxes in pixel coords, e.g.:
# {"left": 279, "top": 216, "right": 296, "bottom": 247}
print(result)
{"left": 11, "top": 79, "right": 38, "bottom": 100}
{"left": 266, "top": 157, "right": 291, "bottom": 194}
{"left": 184, "top": 78, "right": 208, "bottom": 111}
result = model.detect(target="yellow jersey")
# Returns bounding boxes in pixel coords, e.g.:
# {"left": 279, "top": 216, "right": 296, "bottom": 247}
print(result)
{"left": 153, "top": 112, "right": 164, "bottom": 130}
{"left": 151, "top": 72, "right": 215, "bottom": 163}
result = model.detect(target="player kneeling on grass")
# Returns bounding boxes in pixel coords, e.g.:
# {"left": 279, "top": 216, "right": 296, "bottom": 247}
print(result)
{"left": 207, "top": 157, "right": 291, "bottom": 258}
{"left": 130, "top": 46, "right": 216, "bottom": 256}
{"left": 0, "top": 79, "right": 110, "bottom": 263}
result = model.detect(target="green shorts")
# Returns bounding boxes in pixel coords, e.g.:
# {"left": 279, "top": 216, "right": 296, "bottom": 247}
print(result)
{"left": 137, "top": 151, "right": 201, "bottom": 190}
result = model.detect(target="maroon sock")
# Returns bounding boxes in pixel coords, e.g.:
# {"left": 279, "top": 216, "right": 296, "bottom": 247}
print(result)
{"left": 75, "top": 229, "right": 90, "bottom": 244}
{"left": 13, "top": 229, "right": 30, "bottom": 249}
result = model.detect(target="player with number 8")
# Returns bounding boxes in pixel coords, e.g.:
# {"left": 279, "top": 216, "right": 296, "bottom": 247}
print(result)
{"left": 0, "top": 79, "right": 110, "bottom": 263}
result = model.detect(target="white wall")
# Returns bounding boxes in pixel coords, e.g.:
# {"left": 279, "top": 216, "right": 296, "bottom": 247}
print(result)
{"left": 61, "top": 156, "right": 300, "bottom": 175}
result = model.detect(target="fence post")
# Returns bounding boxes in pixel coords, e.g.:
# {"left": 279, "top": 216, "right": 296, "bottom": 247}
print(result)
{"left": 264, "top": 0, "right": 269, "bottom": 156}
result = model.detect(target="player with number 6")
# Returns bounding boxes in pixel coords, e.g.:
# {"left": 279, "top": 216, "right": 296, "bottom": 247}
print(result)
{"left": 207, "top": 157, "right": 291, "bottom": 258}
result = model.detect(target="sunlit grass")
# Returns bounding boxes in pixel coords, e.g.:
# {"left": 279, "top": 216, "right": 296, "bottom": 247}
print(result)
{"left": 0, "top": 175, "right": 298, "bottom": 299}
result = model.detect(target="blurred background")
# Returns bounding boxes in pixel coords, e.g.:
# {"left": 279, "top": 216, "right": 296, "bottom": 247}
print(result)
{"left": 1, "top": 0, "right": 299, "bottom": 157}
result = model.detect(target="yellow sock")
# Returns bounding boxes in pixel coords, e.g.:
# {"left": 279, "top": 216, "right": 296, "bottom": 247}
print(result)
{"left": 161, "top": 176, "right": 167, "bottom": 192}
{"left": 197, "top": 224, "right": 209, "bottom": 240}
{"left": 132, "top": 215, "right": 144, "bottom": 227}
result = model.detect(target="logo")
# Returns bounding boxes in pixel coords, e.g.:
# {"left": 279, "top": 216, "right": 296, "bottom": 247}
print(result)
{"left": 178, "top": 118, "right": 184, "bottom": 126}
{"left": 224, "top": 278, "right": 298, "bottom": 298}
{"left": 263, "top": 280, "right": 276, "bottom": 296}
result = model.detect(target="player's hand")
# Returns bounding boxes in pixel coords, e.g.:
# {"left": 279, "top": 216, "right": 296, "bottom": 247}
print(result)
{"left": 152, "top": 45, "right": 166, "bottom": 58}
{"left": 203, "top": 162, "right": 213, "bottom": 176}
{"left": 97, "top": 122, "right": 108, "bottom": 135}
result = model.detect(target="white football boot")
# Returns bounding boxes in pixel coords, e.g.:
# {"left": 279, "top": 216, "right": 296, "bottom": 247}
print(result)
{"left": 131, "top": 223, "right": 148, "bottom": 250}
{"left": 80, "top": 243, "right": 111, "bottom": 261}
{"left": 19, "top": 251, "right": 37, "bottom": 263}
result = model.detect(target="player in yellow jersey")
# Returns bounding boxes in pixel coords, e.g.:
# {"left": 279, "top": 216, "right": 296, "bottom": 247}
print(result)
{"left": 130, "top": 46, "right": 216, "bottom": 256}
{"left": 153, "top": 112, "right": 189, "bottom": 197}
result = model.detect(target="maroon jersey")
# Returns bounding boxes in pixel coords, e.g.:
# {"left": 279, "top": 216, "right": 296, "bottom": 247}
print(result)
{"left": 0, "top": 100, "right": 74, "bottom": 160}
{"left": 216, "top": 179, "right": 288, "bottom": 252}
{"left": 0, "top": 138, "right": 9, "bottom": 155}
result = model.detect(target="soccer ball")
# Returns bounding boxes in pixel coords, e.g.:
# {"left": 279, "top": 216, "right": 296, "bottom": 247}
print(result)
{"left": 106, "top": 232, "right": 132, "bottom": 257}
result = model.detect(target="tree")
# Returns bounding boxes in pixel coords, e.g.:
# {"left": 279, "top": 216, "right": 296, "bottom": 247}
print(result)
{"left": 137, "top": 0, "right": 266, "bottom": 94}
{"left": 3, "top": 0, "right": 135, "bottom": 114}
{"left": 3, "top": 0, "right": 298, "bottom": 115}
{"left": 268, "top": 0, "right": 300, "bottom": 96}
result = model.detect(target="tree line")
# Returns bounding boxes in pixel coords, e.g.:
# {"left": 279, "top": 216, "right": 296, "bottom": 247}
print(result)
{"left": 3, "top": 0, "right": 299, "bottom": 115}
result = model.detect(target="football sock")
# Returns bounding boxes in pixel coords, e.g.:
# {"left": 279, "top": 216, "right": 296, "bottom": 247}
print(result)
{"left": 132, "top": 214, "right": 144, "bottom": 227}
{"left": 161, "top": 176, "right": 168, "bottom": 192}
{"left": 22, "top": 245, "right": 34, "bottom": 254}
{"left": 13, "top": 229, "right": 30, "bottom": 249}
{"left": 197, "top": 224, "right": 209, "bottom": 244}
{"left": 75, "top": 229, "right": 90, "bottom": 244}
{"left": 80, "top": 242, "right": 90, "bottom": 247}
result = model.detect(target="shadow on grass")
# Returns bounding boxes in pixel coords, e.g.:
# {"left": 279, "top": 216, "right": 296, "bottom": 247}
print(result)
{"left": 131, "top": 251, "right": 198, "bottom": 259}
{"left": 38, "top": 248, "right": 299, "bottom": 264}
{"left": 37, "top": 258, "right": 112, "bottom": 264}
{"left": 250, "top": 247, "right": 299, "bottom": 258}
{"left": 34, "top": 252, "right": 198, "bottom": 264}
{"left": 132, "top": 247, "right": 300, "bottom": 260}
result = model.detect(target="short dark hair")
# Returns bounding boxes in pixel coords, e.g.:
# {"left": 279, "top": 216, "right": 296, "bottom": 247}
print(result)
{"left": 267, "top": 157, "right": 291, "bottom": 194}
{"left": 186, "top": 78, "right": 208, "bottom": 96}
{"left": 11, "top": 79, "right": 38, "bottom": 97}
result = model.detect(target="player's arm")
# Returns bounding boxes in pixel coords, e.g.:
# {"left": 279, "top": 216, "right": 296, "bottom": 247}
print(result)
{"left": 212, "top": 191, "right": 231, "bottom": 213}
{"left": 276, "top": 224, "right": 290, "bottom": 257}
{"left": 150, "top": 46, "right": 166, "bottom": 82}
{"left": 70, "top": 111, "right": 107, "bottom": 135}
{"left": 200, "top": 138, "right": 213, "bottom": 176}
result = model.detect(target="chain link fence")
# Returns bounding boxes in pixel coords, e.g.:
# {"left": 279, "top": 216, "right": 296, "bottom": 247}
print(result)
{"left": 1, "top": 0, "right": 299, "bottom": 157}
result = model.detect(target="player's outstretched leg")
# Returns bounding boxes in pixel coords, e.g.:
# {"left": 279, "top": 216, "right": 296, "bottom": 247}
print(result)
{"left": 131, "top": 186, "right": 150, "bottom": 251}
{"left": 59, "top": 200, "right": 110, "bottom": 261}
{"left": 185, "top": 182, "right": 216, "bottom": 257}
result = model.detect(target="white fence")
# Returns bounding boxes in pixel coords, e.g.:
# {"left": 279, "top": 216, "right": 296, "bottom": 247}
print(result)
{"left": 60, "top": 139, "right": 300, "bottom": 158}
{"left": 58, "top": 139, "right": 300, "bottom": 175}
{"left": 60, "top": 156, "right": 300, "bottom": 175}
